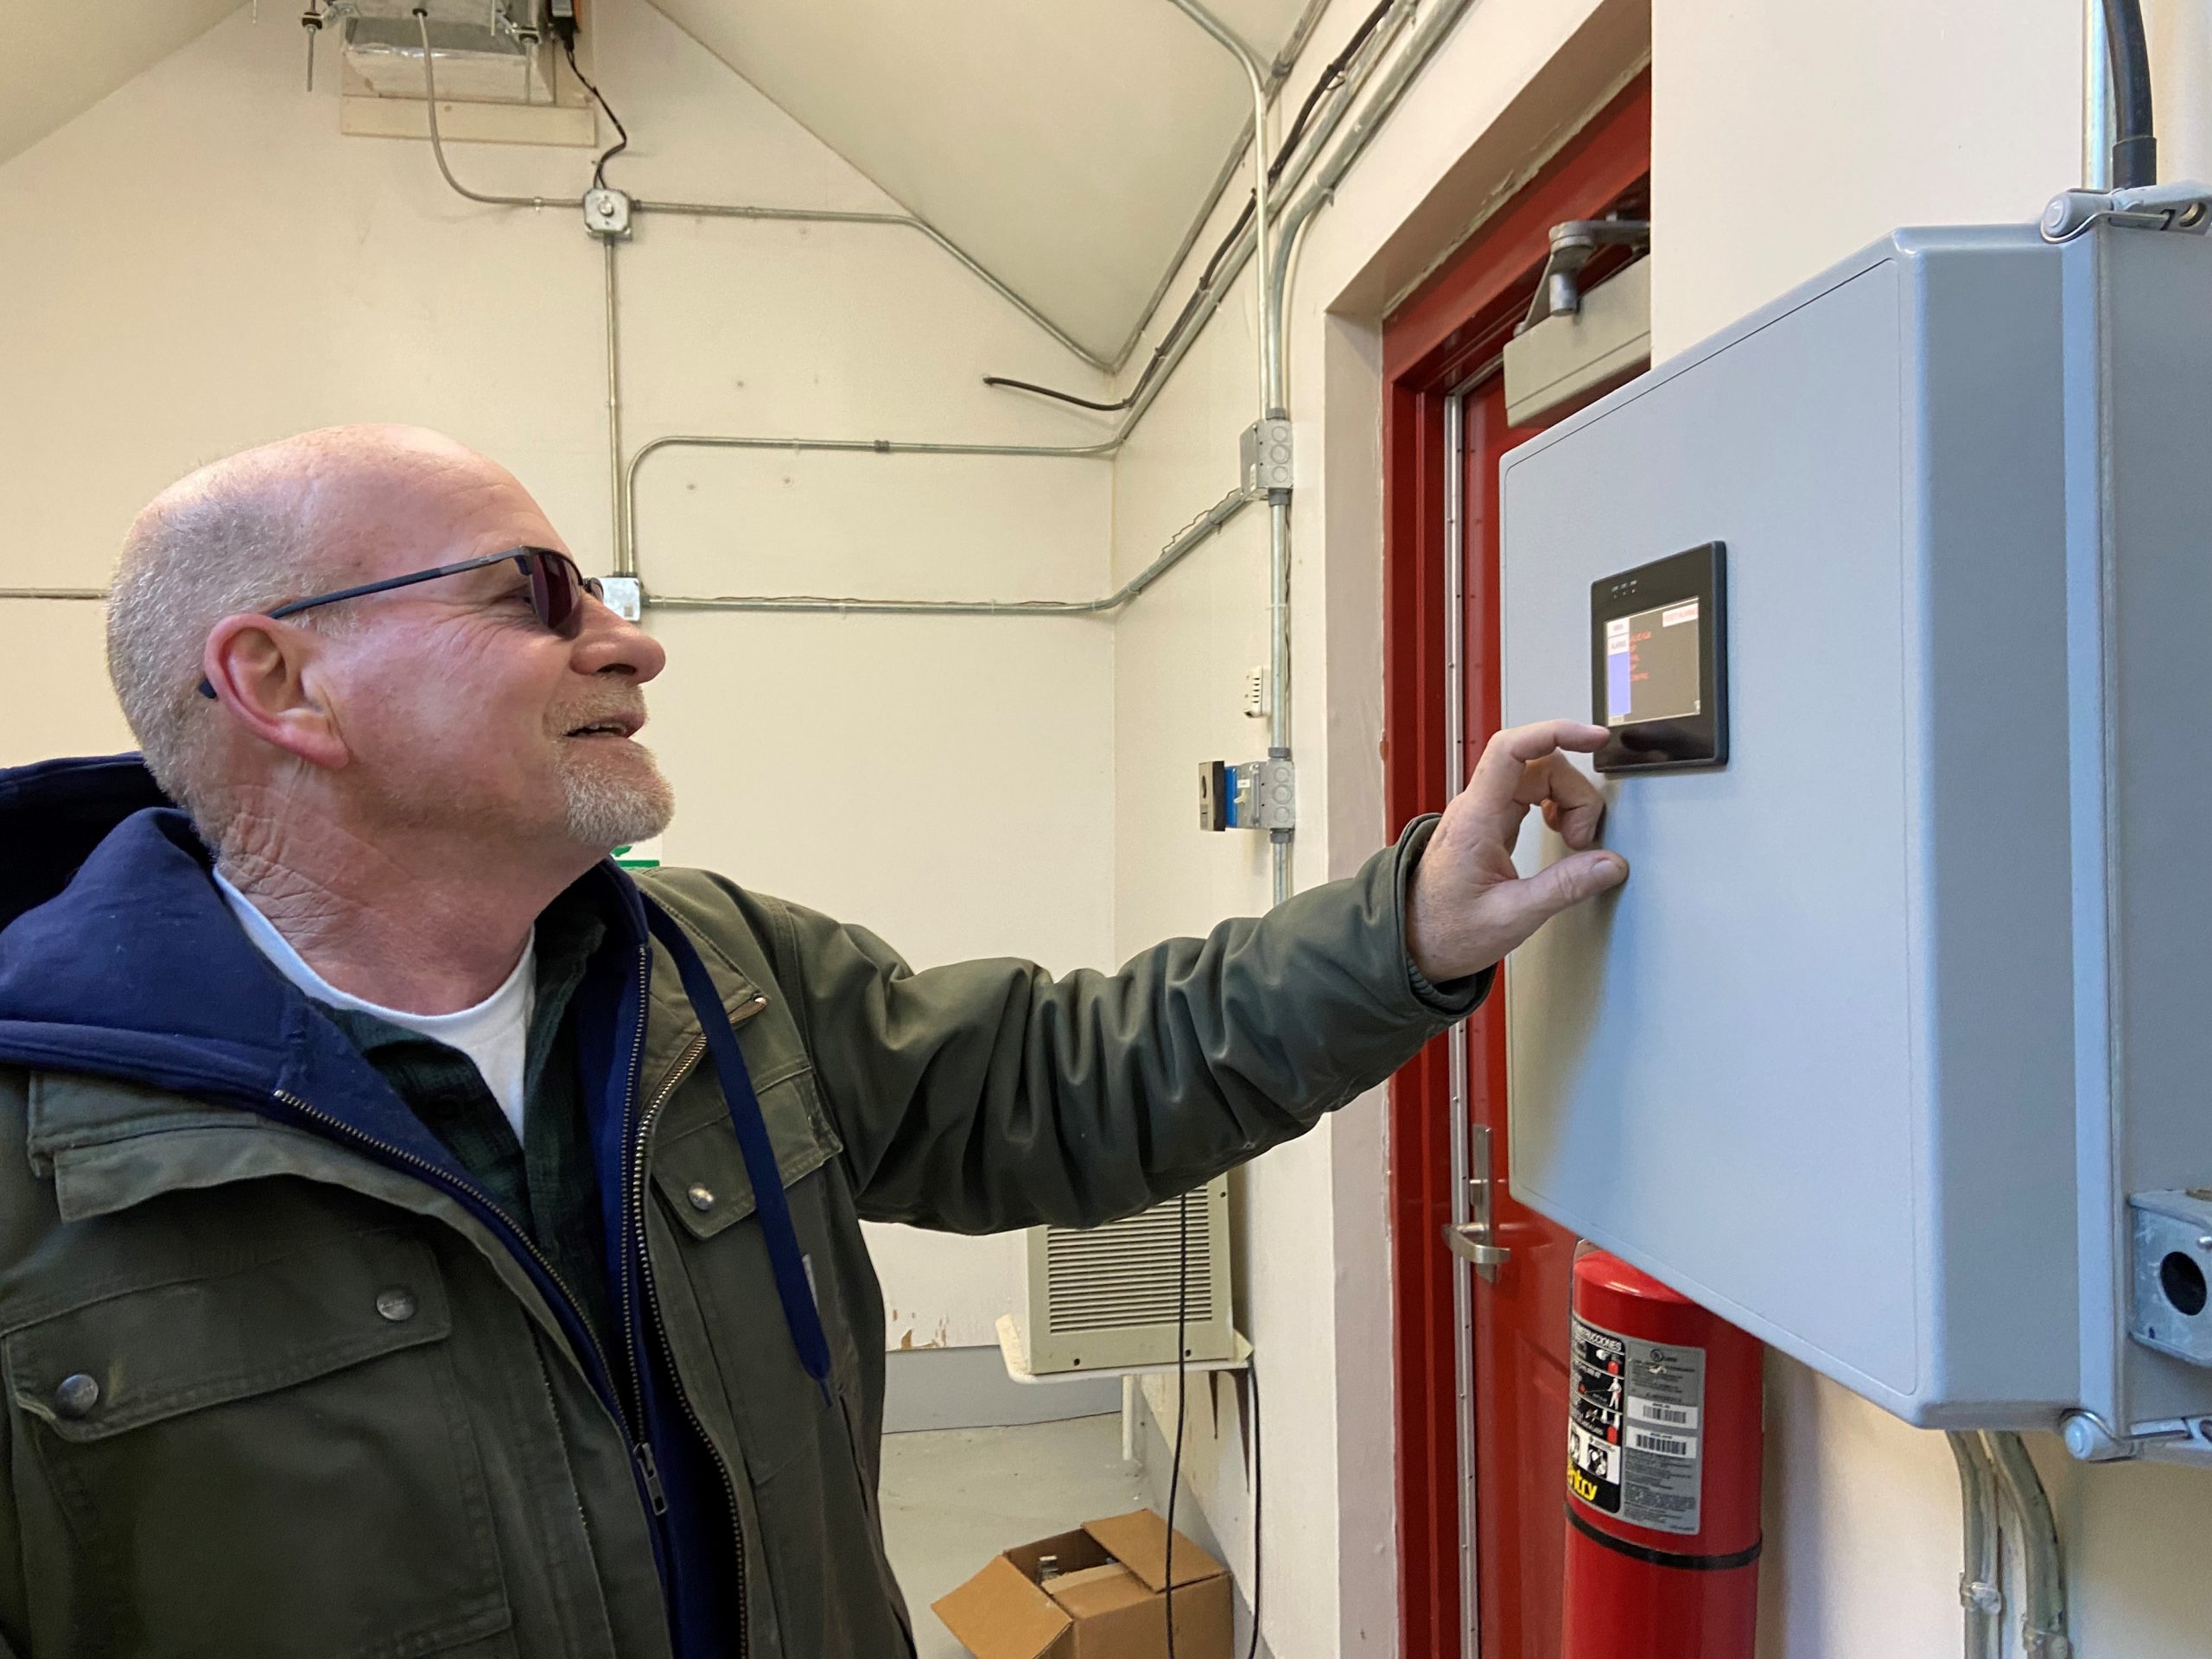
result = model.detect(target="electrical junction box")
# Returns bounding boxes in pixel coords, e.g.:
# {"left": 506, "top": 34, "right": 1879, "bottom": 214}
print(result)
{"left": 1498, "top": 217, "right": 2212, "bottom": 1459}
{"left": 1240, "top": 419, "right": 1294, "bottom": 495}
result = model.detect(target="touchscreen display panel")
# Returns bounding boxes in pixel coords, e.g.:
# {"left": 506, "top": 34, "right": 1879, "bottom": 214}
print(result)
{"left": 1605, "top": 598, "right": 1703, "bottom": 727}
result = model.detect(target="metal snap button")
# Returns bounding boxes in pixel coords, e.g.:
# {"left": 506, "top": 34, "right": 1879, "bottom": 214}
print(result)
{"left": 375, "top": 1287, "right": 418, "bottom": 1323}
{"left": 53, "top": 1374, "right": 99, "bottom": 1420}
{"left": 687, "top": 1184, "right": 716, "bottom": 1213}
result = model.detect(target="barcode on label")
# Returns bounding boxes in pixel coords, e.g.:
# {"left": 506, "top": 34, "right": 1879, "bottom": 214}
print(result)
{"left": 1627, "top": 1396, "right": 1702, "bottom": 1430}
{"left": 1628, "top": 1428, "right": 1696, "bottom": 1459}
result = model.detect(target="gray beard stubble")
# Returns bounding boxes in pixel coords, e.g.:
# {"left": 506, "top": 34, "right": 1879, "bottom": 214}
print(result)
{"left": 559, "top": 747, "right": 677, "bottom": 850}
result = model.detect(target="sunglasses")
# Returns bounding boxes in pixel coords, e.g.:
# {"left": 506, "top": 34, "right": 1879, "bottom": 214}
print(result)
{"left": 197, "top": 547, "right": 604, "bottom": 698}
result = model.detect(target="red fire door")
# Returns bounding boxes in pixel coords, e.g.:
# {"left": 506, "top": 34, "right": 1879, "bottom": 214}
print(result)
{"left": 1382, "top": 75, "right": 1650, "bottom": 1659}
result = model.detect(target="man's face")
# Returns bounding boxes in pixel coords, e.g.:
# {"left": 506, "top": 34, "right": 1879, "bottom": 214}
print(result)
{"left": 301, "top": 453, "right": 673, "bottom": 857}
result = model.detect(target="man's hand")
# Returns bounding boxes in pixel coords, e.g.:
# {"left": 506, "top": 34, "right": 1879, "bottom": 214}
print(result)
{"left": 1406, "top": 720, "right": 1629, "bottom": 982}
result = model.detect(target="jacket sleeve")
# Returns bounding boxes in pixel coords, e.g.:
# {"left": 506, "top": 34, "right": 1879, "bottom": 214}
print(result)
{"left": 754, "top": 816, "right": 1488, "bottom": 1233}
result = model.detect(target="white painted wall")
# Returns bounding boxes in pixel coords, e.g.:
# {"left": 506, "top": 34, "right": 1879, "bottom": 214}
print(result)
{"left": 0, "top": 0, "right": 1116, "bottom": 1356}
{"left": 1656, "top": 2, "right": 2212, "bottom": 1655}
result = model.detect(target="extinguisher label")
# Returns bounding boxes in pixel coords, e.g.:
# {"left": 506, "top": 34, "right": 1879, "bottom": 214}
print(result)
{"left": 1567, "top": 1313, "right": 1707, "bottom": 1535}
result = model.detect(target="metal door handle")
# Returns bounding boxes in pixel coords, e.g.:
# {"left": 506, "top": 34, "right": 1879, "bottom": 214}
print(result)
{"left": 1444, "top": 1125, "right": 1512, "bottom": 1282}
{"left": 1444, "top": 1222, "right": 1510, "bottom": 1274}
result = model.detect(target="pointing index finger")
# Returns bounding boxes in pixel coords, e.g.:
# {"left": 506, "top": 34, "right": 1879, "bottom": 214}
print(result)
{"left": 1465, "top": 718, "right": 1606, "bottom": 807}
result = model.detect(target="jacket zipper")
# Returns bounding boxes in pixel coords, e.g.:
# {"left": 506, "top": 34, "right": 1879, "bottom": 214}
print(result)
{"left": 621, "top": 959, "right": 772, "bottom": 1659}
{"left": 270, "top": 1089, "right": 637, "bottom": 1445}
{"left": 613, "top": 951, "right": 658, "bottom": 1492}
{"left": 277, "top": 969, "right": 773, "bottom": 1659}
{"left": 273, "top": 1082, "right": 676, "bottom": 1635}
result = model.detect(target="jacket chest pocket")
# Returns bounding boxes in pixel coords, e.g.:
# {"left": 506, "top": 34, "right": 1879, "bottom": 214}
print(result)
{"left": 648, "top": 1067, "right": 864, "bottom": 1478}
{"left": 3, "top": 1229, "right": 512, "bottom": 1659}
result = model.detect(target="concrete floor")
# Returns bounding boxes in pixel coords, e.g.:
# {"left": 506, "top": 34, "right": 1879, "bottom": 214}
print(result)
{"left": 882, "top": 1413, "right": 1147, "bottom": 1658}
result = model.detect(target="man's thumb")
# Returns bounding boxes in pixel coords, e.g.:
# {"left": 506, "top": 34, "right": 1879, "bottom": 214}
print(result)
{"left": 1508, "top": 849, "right": 1628, "bottom": 934}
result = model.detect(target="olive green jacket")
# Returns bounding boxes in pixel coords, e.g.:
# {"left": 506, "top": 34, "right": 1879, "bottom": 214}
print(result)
{"left": 0, "top": 817, "right": 1478, "bottom": 1658}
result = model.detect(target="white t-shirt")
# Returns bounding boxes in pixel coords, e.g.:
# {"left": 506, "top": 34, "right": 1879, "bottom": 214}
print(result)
{"left": 213, "top": 869, "right": 536, "bottom": 1138}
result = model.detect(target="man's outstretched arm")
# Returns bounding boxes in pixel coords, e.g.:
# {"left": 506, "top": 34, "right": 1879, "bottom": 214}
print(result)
{"left": 757, "top": 721, "right": 1628, "bottom": 1234}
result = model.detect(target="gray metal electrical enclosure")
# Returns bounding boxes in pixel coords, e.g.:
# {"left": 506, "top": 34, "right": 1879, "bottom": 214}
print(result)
{"left": 1498, "top": 220, "right": 2212, "bottom": 1457}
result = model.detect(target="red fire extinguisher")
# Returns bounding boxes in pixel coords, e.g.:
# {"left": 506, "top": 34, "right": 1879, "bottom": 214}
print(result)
{"left": 1561, "top": 1248, "right": 1763, "bottom": 1659}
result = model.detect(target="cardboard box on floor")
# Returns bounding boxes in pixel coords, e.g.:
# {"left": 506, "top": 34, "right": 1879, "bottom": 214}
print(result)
{"left": 932, "top": 1509, "right": 1232, "bottom": 1659}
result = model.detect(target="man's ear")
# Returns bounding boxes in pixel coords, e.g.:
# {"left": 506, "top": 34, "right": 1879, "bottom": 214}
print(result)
{"left": 201, "top": 614, "right": 350, "bottom": 771}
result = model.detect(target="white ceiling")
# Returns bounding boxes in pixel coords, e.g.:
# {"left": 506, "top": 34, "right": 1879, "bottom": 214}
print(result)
{"left": 645, "top": 0, "right": 1319, "bottom": 367}
{"left": 0, "top": 0, "right": 239, "bottom": 166}
{"left": 0, "top": 0, "right": 1315, "bottom": 370}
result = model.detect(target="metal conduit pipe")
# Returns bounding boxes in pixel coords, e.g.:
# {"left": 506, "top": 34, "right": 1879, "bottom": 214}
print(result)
{"left": 616, "top": 0, "right": 1422, "bottom": 583}
{"left": 412, "top": 10, "right": 1108, "bottom": 371}
{"left": 1255, "top": 0, "right": 1474, "bottom": 901}
{"left": 416, "top": 9, "right": 582, "bottom": 210}
{"left": 643, "top": 487, "right": 1252, "bottom": 617}
{"left": 1165, "top": 0, "right": 1297, "bottom": 901}
{"left": 1984, "top": 1431, "right": 2074, "bottom": 1659}
{"left": 1267, "top": 495, "right": 1293, "bottom": 903}
{"left": 620, "top": 430, "right": 1116, "bottom": 579}
{"left": 627, "top": 198, "right": 1108, "bottom": 371}
{"left": 628, "top": 0, "right": 1462, "bottom": 904}
{"left": 603, "top": 236, "right": 626, "bottom": 574}
{"left": 405, "top": 0, "right": 1465, "bottom": 909}
{"left": 1165, "top": 0, "right": 1274, "bottom": 419}
{"left": 1946, "top": 1431, "right": 2005, "bottom": 1659}
{"left": 1267, "top": 0, "right": 1478, "bottom": 322}
{"left": 2085, "top": 0, "right": 2114, "bottom": 190}
{"left": 0, "top": 493, "right": 1252, "bottom": 620}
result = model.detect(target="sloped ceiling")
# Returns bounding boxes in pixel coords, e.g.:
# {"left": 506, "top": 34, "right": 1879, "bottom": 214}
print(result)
{"left": 0, "top": 0, "right": 240, "bottom": 166}
{"left": 646, "top": 0, "right": 1318, "bottom": 366}
{"left": 0, "top": 0, "right": 1314, "bottom": 370}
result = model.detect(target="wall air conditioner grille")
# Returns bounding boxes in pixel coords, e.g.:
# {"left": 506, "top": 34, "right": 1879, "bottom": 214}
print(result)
{"left": 1044, "top": 1190, "right": 1219, "bottom": 1333}
{"left": 1015, "top": 1179, "right": 1236, "bottom": 1375}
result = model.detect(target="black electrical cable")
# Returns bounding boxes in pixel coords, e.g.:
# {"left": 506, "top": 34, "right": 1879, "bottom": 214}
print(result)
{"left": 1243, "top": 1362, "right": 1262, "bottom": 1659}
{"left": 1157, "top": 1193, "right": 1265, "bottom": 1659}
{"left": 562, "top": 34, "right": 629, "bottom": 190}
{"left": 2103, "top": 0, "right": 2157, "bottom": 188}
{"left": 985, "top": 0, "right": 1398, "bottom": 413}
{"left": 1165, "top": 1190, "right": 1191, "bottom": 1659}
{"left": 977, "top": 376, "right": 1135, "bottom": 411}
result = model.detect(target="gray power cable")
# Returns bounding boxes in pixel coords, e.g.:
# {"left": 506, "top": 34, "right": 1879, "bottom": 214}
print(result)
{"left": 413, "top": 9, "right": 583, "bottom": 211}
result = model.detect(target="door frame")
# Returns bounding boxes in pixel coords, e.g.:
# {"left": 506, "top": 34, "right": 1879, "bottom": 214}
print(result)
{"left": 1382, "top": 73, "right": 1650, "bottom": 1659}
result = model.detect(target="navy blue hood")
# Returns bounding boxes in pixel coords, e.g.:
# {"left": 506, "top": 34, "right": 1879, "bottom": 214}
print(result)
{"left": 0, "top": 751, "right": 645, "bottom": 1135}
{"left": 0, "top": 753, "right": 398, "bottom": 1110}
{"left": 0, "top": 753, "right": 173, "bottom": 929}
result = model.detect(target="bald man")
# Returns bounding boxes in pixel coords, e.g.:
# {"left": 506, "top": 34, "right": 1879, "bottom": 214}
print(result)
{"left": 0, "top": 427, "right": 1624, "bottom": 1658}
